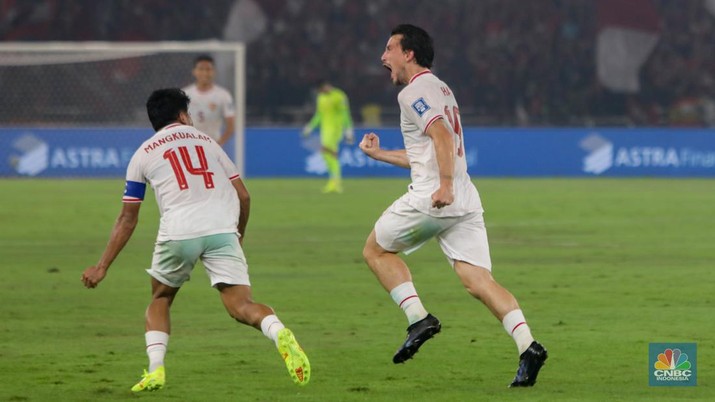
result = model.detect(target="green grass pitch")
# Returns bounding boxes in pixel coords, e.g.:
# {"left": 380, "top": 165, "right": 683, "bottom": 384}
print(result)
{"left": 0, "top": 178, "right": 713, "bottom": 401}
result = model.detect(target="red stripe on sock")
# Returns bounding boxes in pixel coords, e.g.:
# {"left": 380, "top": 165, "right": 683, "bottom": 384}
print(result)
{"left": 399, "top": 295, "right": 418, "bottom": 308}
{"left": 146, "top": 342, "right": 165, "bottom": 349}
{"left": 511, "top": 322, "right": 526, "bottom": 334}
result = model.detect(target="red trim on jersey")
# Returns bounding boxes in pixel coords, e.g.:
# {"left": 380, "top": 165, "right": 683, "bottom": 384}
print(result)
{"left": 424, "top": 114, "right": 444, "bottom": 132}
{"left": 409, "top": 69, "right": 432, "bottom": 84}
{"left": 229, "top": 174, "right": 241, "bottom": 181}
{"left": 162, "top": 123, "right": 181, "bottom": 131}
{"left": 122, "top": 197, "right": 143, "bottom": 203}
{"left": 398, "top": 295, "right": 418, "bottom": 308}
{"left": 511, "top": 321, "right": 526, "bottom": 334}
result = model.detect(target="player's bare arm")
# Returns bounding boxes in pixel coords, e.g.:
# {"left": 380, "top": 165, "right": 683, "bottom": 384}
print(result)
{"left": 219, "top": 116, "right": 235, "bottom": 146}
{"left": 359, "top": 132, "right": 410, "bottom": 168}
{"left": 81, "top": 202, "right": 141, "bottom": 288}
{"left": 425, "top": 119, "right": 455, "bottom": 209}
{"left": 232, "top": 177, "right": 250, "bottom": 244}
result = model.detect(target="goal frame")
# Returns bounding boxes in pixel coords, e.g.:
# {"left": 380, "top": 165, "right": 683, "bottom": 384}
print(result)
{"left": 0, "top": 41, "right": 247, "bottom": 176}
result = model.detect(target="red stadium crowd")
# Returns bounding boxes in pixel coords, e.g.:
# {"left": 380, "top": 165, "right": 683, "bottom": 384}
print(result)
{"left": 1, "top": 0, "right": 713, "bottom": 126}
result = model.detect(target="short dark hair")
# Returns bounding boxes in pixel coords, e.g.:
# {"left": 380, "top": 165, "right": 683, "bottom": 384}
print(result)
{"left": 146, "top": 88, "right": 190, "bottom": 131}
{"left": 193, "top": 54, "right": 214, "bottom": 66}
{"left": 391, "top": 24, "right": 434, "bottom": 68}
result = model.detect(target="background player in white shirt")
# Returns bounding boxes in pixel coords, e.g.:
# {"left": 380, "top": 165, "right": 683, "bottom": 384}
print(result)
{"left": 359, "top": 24, "right": 547, "bottom": 387}
{"left": 81, "top": 88, "right": 310, "bottom": 392}
{"left": 183, "top": 55, "right": 236, "bottom": 146}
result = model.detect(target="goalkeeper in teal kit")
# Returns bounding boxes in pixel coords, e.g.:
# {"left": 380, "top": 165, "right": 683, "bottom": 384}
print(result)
{"left": 303, "top": 82, "right": 354, "bottom": 193}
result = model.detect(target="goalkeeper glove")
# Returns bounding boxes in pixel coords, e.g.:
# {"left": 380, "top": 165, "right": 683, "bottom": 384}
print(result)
{"left": 344, "top": 127, "right": 355, "bottom": 145}
{"left": 302, "top": 125, "right": 312, "bottom": 137}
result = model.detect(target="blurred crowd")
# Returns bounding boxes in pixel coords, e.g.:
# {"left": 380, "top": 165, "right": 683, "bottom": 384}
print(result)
{"left": 1, "top": 0, "right": 714, "bottom": 126}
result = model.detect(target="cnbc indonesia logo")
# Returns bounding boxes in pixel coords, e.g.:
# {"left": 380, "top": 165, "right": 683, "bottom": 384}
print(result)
{"left": 649, "top": 343, "right": 696, "bottom": 386}
{"left": 654, "top": 348, "right": 691, "bottom": 380}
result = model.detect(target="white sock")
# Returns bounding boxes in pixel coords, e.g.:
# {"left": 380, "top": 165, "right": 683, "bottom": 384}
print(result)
{"left": 390, "top": 282, "right": 428, "bottom": 325}
{"left": 260, "top": 314, "right": 285, "bottom": 346}
{"left": 502, "top": 309, "right": 534, "bottom": 355}
{"left": 145, "top": 330, "right": 169, "bottom": 372}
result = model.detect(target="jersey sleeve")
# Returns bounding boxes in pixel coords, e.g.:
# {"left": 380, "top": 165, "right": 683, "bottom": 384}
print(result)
{"left": 123, "top": 149, "right": 147, "bottom": 203}
{"left": 223, "top": 90, "right": 236, "bottom": 119}
{"left": 307, "top": 98, "right": 321, "bottom": 130}
{"left": 214, "top": 142, "right": 240, "bottom": 181}
{"left": 338, "top": 91, "right": 353, "bottom": 129}
{"left": 399, "top": 85, "right": 445, "bottom": 134}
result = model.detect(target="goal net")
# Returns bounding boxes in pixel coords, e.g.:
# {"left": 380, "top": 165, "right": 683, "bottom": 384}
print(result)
{"left": 0, "top": 41, "right": 246, "bottom": 174}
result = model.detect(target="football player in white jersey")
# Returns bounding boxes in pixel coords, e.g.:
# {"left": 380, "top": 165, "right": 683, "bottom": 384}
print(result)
{"left": 359, "top": 25, "right": 547, "bottom": 387}
{"left": 182, "top": 55, "right": 236, "bottom": 146}
{"left": 81, "top": 89, "right": 310, "bottom": 392}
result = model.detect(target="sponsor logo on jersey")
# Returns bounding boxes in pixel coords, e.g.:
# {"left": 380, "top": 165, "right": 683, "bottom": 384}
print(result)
{"left": 411, "top": 98, "right": 431, "bottom": 117}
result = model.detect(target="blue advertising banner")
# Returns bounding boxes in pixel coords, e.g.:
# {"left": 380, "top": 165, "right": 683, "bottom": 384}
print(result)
{"left": 1, "top": 127, "right": 714, "bottom": 177}
{"left": 0, "top": 128, "right": 233, "bottom": 178}
{"left": 246, "top": 127, "right": 715, "bottom": 178}
{"left": 0, "top": 128, "right": 150, "bottom": 177}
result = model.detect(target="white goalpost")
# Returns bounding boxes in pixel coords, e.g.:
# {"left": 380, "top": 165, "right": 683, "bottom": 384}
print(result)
{"left": 0, "top": 41, "right": 247, "bottom": 175}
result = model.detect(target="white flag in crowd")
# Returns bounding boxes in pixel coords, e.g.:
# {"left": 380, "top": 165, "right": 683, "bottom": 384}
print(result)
{"left": 596, "top": 0, "right": 661, "bottom": 93}
{"left": 705, "top": 0, "right": 715, "bottom": 16}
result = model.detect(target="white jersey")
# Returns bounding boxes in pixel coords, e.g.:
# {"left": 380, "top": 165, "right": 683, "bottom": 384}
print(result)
{"left": 182, "top": 84, "right": 235, "bottom": 141}
{"left": 123, "top": 123, "right": 241, "bottom": 241}
{"left": 397, "top": 70, "right": 482, "bottom": 217}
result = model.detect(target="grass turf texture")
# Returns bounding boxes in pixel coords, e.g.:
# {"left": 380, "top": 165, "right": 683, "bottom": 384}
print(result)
{"left": 0, "top": 178, "right": 712, "bottom": 401}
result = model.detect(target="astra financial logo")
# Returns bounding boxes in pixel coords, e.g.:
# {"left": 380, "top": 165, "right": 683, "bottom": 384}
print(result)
{"left": 580, "top": 133, "right": 613, "bottom": 175}
{"left": 8, "top": 132, "right": 135, "bottom": 176}
{"left": 10, "top": 134, "right": 49, "bottom": 176}
{"left": 580, "top": 132, "right": 715, "bottom": 175}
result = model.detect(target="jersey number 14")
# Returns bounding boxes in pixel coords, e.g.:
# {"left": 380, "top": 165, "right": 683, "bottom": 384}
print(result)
{"left": 163, "top": 146, "right": 215, "bottom": 190}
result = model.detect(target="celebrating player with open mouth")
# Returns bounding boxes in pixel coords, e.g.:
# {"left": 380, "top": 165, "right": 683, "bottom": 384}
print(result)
{"left": 359, "top": 24, "right": 547, "bottom": 387}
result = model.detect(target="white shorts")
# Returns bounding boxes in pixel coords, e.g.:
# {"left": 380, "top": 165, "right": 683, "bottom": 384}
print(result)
{"left": 147, "top": 233, "right": 250, "bottom": 288}
{"left": 374, "top": 197, "right": 492, "bottom": 270}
